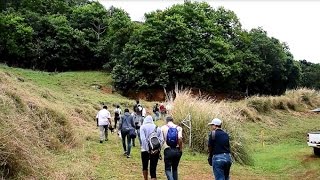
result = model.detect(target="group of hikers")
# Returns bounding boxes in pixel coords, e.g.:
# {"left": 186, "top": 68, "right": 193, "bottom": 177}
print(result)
{"left": 95, "top": 100, "right": 232, "bottom": 180}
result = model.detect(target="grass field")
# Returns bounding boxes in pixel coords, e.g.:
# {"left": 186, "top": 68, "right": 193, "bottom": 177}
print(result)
{"left": 0, "top": 64, "right": 320, "bottom": 179}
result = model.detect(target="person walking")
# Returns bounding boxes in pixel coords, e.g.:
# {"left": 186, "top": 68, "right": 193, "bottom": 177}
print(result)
{"left": 133, "top": 100, "right": 143, "bottom": 146}
{"left": 161, "top": 116, "right": 183, "bottom": 180}
{"left": 133, "top": 112, "right": 142, "bottom": 147}
{"left": 133, "top": 100, "right": 143, "bottom": 118}
{"left": 207, "top": 118, "right": 232, "bottom": 180}
{"left": 153, "top": 103, "right": 160, "bottom": 121}
{"left": 118, "top": 108, "right": 135, "bottom": 158}
{"left": 96, "top": 105, "right": 112, "bottom": 143}
{"left": 114, "top": 105, "right": 122, "bottom": 129}
{"left": 140, "top": 115, "right": 164, "bottom": 180}
{"left": 159, "top": 103, "right": 166, "bottom": 118}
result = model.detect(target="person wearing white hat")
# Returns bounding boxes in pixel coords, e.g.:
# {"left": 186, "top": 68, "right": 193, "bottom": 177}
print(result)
{"left": 207, "top": 118, "right": 232, "bottom": 180}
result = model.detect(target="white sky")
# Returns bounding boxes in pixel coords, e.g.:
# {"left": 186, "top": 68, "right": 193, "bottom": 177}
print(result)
{"left": 99, "top": 0, "right": 320, "bottom": 64}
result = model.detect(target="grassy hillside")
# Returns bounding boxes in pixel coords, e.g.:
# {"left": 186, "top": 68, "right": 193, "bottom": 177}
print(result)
{"left": 1, "top": 64, "right": 320, "bottom": 179}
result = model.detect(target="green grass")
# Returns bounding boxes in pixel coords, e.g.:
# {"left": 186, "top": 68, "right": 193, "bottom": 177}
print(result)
{"left": 1, "top": 64, "right": 320, "bottom": 179}
{"left": 0, "top": 64, "right": 141, "bottom": 111}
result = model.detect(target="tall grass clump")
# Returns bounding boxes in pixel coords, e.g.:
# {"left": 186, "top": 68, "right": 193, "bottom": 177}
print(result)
{"left": 244, "top": 88, "right": 320, "bottom": 115}
{"left": 170, "top": 89, "right": 253, "bottom": 165}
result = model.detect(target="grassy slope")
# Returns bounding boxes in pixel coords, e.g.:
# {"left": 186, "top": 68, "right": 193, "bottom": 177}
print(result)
{"left": 1, "top": 65, "right": 320, "bottom": 179}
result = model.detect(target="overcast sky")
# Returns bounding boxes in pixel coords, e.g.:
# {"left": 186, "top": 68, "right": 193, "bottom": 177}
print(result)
{"left": 99, "top": 0, "right": 320, "bottom": 64}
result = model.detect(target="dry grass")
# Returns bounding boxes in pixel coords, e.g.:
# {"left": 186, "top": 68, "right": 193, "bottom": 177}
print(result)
{"left": 239, "top": 88, "right": 320, "bottom": 123}
{"left": 169, "top": 89, "right": 253, "bottom": 165}
{"left": 0, "top": 72, "right": 79, "bottom": 179}
{"left": 168, "top": 88, "right": 320, "bottom": 166}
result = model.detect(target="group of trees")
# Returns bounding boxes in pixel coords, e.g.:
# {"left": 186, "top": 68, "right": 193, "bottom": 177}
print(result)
{"left": 112, "top": 3, "right": 302, "bottom": 95}
{"left": 0, "top": 0, "right": 133, "bottom": 71}
{"left": 0, "top": 1, "right": 319, "bottom": 95}
{"left": 298, "top": 60, "right": 320, "bottom": 90}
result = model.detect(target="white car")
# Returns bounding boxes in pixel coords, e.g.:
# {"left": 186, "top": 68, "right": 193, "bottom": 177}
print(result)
{"left": 307, "top": 132, "right": 320, "bottom": 156}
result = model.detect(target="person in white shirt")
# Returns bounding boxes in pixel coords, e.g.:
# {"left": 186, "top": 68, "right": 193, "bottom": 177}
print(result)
{"left": 114, "top": 105, "right": 122, "bottom": 129}
{"left": 161, "top": 116, "right": 183, "bottom": 180}
{"left": 96, "top": 105, "right": 112, "bottom": 143}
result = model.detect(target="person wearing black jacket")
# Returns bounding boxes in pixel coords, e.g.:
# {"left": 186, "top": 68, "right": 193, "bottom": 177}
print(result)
{"left": 207, "top": 118, "right": 232, "bottom": 180}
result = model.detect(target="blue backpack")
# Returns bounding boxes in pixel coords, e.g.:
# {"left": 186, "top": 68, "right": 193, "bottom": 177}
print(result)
{"left": 166, "top": 126, "right": 179, "bottom": 148}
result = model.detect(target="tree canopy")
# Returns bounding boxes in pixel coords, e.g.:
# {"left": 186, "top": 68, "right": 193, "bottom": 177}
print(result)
{"left": 112, "top": 2, "right": 303, "bottom": 95}
{"left": 0, "top": 0, "right": 132, "bottom": 71}
{"left": 0, "top": 1, "right": 318, "bottom": 95}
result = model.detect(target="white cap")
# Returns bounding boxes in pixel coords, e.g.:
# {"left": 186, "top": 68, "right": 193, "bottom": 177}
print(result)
{"left": 208, "top": 118, "right": 222, "bottom": 126}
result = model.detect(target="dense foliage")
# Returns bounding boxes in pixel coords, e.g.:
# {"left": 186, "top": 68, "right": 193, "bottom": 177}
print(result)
{"left": 1, "top": 1, "right": 319, "bottom": 94}
{"left": 298, "top": 60, "right": 320, "bottom": 90}
{"left": 0, "top": 0, "right": 132, "bottom": 71}
{"left": 112, "top": 2, "right": 302, "bottom": 95}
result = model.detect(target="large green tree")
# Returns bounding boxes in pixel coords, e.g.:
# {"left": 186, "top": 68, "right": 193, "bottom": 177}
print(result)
{"left": 245, "top": 28, "right": 300, "bottom": 95}
{"left": 113, "top": 3, "right": 244, "bottom": 91}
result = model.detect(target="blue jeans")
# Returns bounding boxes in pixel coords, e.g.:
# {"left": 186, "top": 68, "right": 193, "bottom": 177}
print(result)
{"left": 164, "top": 148, "right": 182, "bottom": 180}
{"left": 121, "top": 129, "right": 132, "bottom": 155}
{"left": 212, "top": 153, "right": 232, "bottom": 180}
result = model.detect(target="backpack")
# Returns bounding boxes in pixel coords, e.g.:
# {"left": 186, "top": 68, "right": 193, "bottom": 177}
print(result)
{"left": 148, "top": 126, "right": 161, "bottom": 154}
{"left": 129, "top": 128, "right": 136, "bottom": 138}
{"left": 210, "top": 130, "right": 216, "bottom": 141}
{"left": 115, "top": 108, "right": 120, "bottom": 117}
{"left": 133, "top": 115, "right": 142, "bottom": 129}
{"left": 153, "top": 106, "right": 159, "bottom": 113}
{"left": 166, "top": 125, "right": 179, "bottom": 148}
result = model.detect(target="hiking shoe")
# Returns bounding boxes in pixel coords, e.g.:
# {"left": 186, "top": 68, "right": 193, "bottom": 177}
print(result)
{"left": 100, "top": 140, "right": 103, "bottom": 143}
{"left": 123, "top": 152, "right": 127, "bottom": 156}
{"left": 127, "top": 155, "right": 131, "bottom": 158}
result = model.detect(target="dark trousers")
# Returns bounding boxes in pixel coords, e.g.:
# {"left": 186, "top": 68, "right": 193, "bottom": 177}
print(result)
{"left": 121, "top": 130, "right": 132, "bottom": 155}
{"left": 141, "top": 151, "right": 160, "bottom": 178}
{"left": 114, "top": 117, "right": 120, "bottom": 128}
{"left": 164, "top": 148, "right": 182, "bottom": 180}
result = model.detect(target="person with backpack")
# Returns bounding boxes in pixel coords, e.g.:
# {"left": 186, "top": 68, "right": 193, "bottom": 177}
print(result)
{"left": 114, "top": 105, "right": 122, "bottom": 129}
{"left": 161, "top": 116, "right": 183, "bottom": 180}
{"left": 133, "top": 100, "right": 143, "bottom": 117}
{"left": 207, "top": 118, "right": 232, "bottom": 180}
{"left": 132, "top": 112, "right": 142, "bottom": 147}
{"left": 118, "top": 108, "right": 135, "bottom": 158}
{"left": 96, "top": 105, "right": 112, "bottom": 143}
{"left": 140, "top": 115, "right": 164, "bottom": 180}
{"left": 159, "top": 103, "right": 166, "bottom": 119}
{"left": 153, "top": 103, "right": 160, "bottom": 121}
{"left": 133, "top": 100, "right": 144, "bottom": 146}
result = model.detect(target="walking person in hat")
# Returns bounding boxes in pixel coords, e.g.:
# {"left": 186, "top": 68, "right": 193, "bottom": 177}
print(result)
{"left": 208, "top": 118, "right": 232, "bottom": 180}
